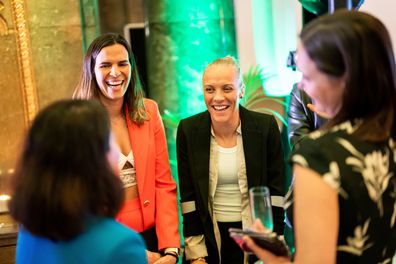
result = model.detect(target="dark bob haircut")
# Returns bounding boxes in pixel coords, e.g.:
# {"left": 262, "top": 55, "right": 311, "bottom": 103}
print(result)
{"left": 9, "top": 99, "right": 124, "bottom": 241}
{"left": 300, "top": 10, "right": 396, "bottom": 141}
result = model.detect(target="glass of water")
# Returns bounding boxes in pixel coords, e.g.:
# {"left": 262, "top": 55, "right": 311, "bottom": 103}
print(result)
{"left": 249, "top": 186, "right": 273, "bottom": 232}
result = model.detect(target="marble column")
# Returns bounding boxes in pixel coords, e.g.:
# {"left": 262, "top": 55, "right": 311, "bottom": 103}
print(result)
{"left": 144, "top": 0, "right": 237, "bottom": 117}
{"left": 144, "top": 0, "right": 237, "bottom": 186}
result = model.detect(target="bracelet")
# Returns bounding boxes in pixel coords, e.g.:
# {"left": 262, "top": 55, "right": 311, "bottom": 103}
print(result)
{"left": 164, "top": 251, "right": 179, "bottom": 260}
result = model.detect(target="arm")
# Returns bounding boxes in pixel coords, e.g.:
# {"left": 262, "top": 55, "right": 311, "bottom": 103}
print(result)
{"left": 244, "top": 165, "right": 338, "bottom": 264}
{"left": 288, "top": 85, "right": 315, "bottom": 148}
{"left": 266, "top": 116, "right": 285, "bottom": 235}
{"left": 151, "top": 103, "right": 180, "bottom": 251}
{"left": 293, "top": 164, "right": 338, "bottom": 263}
{"left": 176, "top": 121, "right": 208, "bottom": 261}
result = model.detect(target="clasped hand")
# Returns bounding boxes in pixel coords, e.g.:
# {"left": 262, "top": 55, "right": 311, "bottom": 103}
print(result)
{"left": 147, "top": 250, "right": 177, "bottom": 264}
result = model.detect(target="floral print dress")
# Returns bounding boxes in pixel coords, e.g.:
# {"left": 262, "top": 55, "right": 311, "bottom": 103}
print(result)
{"left": 288, "top": 120, "right": 396, "bottom": 264}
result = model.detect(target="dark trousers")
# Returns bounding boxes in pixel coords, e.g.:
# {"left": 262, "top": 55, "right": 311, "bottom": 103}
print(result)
{"left": 218, "top": 221, "right": 244, "bottom": 264}
{"left": 140, "top": 226, "right": 158, "bottom": 252}
{"left": 218, "top": 221, "right": 259, "bottom": 264}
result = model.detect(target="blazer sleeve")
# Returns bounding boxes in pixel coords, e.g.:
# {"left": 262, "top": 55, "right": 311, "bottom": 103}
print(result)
{"left": 176, "top": 120, "right": 206, "bottom": 236}
{"left": 150, "top": 102, "right": 180, "bottom": 250}
{"left": 266, "top": 115, "right": 285, "bottom": 235}
{"left": 288, "top": 84, "right": 315, "bottom": 149}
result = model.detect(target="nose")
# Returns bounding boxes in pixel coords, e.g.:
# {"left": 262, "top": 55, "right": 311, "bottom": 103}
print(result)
{"left": 110, "top": 65, "right": 120, "bottom": 77}
{"left": 213, "top": 90, "right": 225, "bottom": 101}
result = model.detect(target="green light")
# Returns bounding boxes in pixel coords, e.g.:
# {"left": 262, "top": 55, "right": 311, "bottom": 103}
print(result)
{"left": 145, "top": 0, "right": 237, "bottom": 118}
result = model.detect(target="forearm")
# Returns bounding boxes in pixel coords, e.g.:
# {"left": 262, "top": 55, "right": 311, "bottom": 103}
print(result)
{"left": 184, "top": 235, "right": 208, "bottom": 260}
{"left": 154, "top": 107, "right": 180, "bottom": 249}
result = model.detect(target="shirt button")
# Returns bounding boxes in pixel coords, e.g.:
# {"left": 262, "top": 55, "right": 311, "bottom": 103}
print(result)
{"left": 143, "top": 200, "right": 150, "bottom": 207}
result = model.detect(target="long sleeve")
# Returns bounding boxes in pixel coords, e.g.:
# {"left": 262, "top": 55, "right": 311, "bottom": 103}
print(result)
{"left": 288, "top": 84, "right": 316, "bottom": 148}
{"left": 266, "top": 115, "right": 286, "bottom": 235}
{"left": 288, "top": 84, "right": 327, "bottom": 149}
{"left": 151, "top": 102, "right": 180, "bottom": 250}
{"left": 176, "top": 120, "right": 208, "bottom": 259}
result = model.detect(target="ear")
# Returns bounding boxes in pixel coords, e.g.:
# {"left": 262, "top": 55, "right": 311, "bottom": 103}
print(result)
{"left": 239, "top": 84, "right": 245, "bottom": 98}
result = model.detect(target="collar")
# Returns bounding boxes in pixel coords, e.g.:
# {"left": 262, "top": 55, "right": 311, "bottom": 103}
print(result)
{"left": 210, "top": 121, "right": 242, "bottom": 138}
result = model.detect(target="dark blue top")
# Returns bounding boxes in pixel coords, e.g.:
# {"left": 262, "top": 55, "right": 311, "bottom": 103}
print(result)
{"left": 16, "top": 217, "right": 147, "bottom": 264}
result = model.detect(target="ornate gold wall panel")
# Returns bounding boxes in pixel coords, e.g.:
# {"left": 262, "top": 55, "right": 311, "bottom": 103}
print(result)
{"left": 0, "top": 0, "right": 98, "bottom": 186}
{"left": 0, "top": 0, "right": 26, "bottom": 173}
{"left": 11, "top": 0, "right": 38, "bottom": 126}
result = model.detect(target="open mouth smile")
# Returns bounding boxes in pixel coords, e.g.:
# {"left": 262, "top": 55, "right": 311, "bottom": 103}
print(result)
{"left": 212, "top": 105, "right": 229, "bottom": 111}
{"left": 106, "top": 80, "right": 124, "bottom": 88}
{"left": 107, "top": 80, "right": 123, "bottom": 85}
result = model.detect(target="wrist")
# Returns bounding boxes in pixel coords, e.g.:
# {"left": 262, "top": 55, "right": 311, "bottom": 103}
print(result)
{"left": 164, "top": 251, "right": 178, "bottom": 261}
{"left": 191, "top": 257, "right": 206, "bottom": 263}
{"left": 164, "top": 247, "right": 179, "bottom": 255}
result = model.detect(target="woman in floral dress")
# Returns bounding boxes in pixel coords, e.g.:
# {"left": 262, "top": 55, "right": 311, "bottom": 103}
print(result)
{"left": 244, "top": 10, "right": 396, "bottom": 264}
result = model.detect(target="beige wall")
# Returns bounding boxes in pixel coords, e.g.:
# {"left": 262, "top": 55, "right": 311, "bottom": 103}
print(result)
{"left": 360, "top": 0, "right": 396, "bottom": 53}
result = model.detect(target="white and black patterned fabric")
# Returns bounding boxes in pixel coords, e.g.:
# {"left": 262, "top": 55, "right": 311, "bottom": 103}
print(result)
{"left": 288, "top": 120, "right": 396, "bottom": 263}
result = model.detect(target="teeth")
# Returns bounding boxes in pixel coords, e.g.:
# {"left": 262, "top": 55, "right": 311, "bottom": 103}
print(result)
{"left": 213, "top": 105, "right": 228, "bottom": 111}
{"left": 107, "top": 81, "right": 122, "bottom": 86}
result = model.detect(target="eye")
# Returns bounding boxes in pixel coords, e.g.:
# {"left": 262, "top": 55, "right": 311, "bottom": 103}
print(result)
{"left": 223, "top": 86, "right": 233, "bottom": 92}
{"left": 119, "top": 61, "right": 130, "bottom": 67}
{"left": 99, "top": 63, "right": 111, "bottom": 69}
{"left": 205, "top": 86, "right": 214, "bottom": 93}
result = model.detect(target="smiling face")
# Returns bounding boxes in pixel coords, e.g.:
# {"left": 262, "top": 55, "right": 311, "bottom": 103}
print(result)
{"left": 203, "top": 64, "right": 244, "bottom": 126}
{"left": 296, "top": 43, "right": 346, "bottom": 118}
{"left": 94, "top": 44, "right": 131, "bottom": 102}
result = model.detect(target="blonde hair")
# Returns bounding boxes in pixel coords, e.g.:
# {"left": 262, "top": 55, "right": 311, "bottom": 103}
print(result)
{"left": 204, "top": 55, "right": 245, "bottom": 90}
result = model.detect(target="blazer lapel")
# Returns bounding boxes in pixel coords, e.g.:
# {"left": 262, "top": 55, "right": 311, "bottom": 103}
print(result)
{"left": 125, "top": 111, "right": 148, "bottom": 193}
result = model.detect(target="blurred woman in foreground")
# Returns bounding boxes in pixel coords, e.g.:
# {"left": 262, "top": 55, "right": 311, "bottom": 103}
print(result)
{"left": 245, "top": 10, "right": 396, "bottom": 264}
{"left": 9, "top": 100, "right": 147, "bottom": 263}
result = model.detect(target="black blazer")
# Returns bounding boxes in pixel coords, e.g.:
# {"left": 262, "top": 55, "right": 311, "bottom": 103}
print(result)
{"left": 177, "top": 105, "right": 285, "bottom": 263}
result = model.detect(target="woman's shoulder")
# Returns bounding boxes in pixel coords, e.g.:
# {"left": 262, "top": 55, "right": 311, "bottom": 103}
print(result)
{"left": 16, "top": 218, "right": 147, "bottom": 264}
{"left": 176, "top": 112, "right": 210, "bottom": 139}
{"left": 240, "top": 106, "right": 276, "bottom": 122}
{"left": 143, "top": 98, "right": 158, "bottom": 112}
{"left": 77, "top": 217, "right": 146, "bottom": 258}
{"left": 84, "top": 217, "right": 142, "bottom": 241}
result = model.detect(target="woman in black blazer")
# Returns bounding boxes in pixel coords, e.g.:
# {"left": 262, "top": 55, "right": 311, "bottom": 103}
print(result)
{"left": 177, "top": 56, "right": 285, "bottom": 264}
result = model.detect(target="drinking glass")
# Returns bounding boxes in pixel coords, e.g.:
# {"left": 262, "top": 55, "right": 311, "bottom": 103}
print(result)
{"left": 249, "top": 186, "right": 273, "bottom": 232}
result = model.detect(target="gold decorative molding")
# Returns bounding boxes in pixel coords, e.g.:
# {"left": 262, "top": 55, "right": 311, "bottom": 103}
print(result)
{"left": 0, "top": 1, "right": 8, "bottom": 36}
{"left": 11, "top": 0, "right": 38, "bottom": 126}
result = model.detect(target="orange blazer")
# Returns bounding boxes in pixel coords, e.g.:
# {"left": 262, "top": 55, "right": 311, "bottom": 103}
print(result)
{"left": 125, "top": 98, "right": 180, "bottom": 250}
